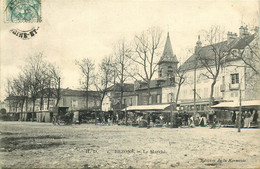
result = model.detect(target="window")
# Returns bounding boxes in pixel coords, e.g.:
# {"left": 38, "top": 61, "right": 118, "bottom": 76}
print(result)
{"left": 167, "top": 93, "right": 174, "bottom": 102}
{"left": 222, "top": 76, "right": 225, "bottom": 84}
{"left": 152, "top": 95, "right": 157, "bottom": 104}
{"left": 71, "top": 100, "right": 78, "bottom": 109}
{"left": 170, "top": 76, "right": 175, "bottom": 84}
{"left": 149, "top": 95, "right": 152, "bottom": 104}
{"left": 167, "top": 66, "right": 173, "bottom": 77}
{"left": 130, "top": 98, "right": 133, "bottom": 106}
{"left": 157, "top": 94, "right": 161, "bottom": 103}
{"left": 231, "top": 73, "right": 239, "bottom": 84}
{"left": 124, "top": 99, "right": 127, "bottom": 105}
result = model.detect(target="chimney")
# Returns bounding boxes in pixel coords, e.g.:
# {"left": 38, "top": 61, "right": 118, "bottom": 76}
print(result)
{"left": 227, "top": 32, "right": 237, "bottom": 43}
{"left": 244, "top": 26, "right": 249, "bottom": 36}
{"left": 233, "top": 33, "right": 238, "bottom": 39}
{"left": 239, "top": 26, "right": 245, "bottom": 38}
{"left": 239, "top": 26, "right": 249, "bottom": 38}
{"left": 195, "top": 35, "right": 202, "bottom": 53}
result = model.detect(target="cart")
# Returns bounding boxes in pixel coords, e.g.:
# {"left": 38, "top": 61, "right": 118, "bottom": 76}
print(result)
{"left": 51, "top": 107, "right": 72, "bottom": 125}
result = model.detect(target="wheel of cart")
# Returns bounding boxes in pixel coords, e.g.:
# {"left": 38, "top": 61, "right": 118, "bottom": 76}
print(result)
{"left": 51, "top": 106, "right": 70, "bottom": 125}
{"left": 52, "top": 115, "right": 61, "bottom": 125}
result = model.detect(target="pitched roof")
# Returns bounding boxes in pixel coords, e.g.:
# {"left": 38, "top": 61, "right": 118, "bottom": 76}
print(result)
{"left": 107, "top": 83, "right": 134, "bottom": 92}
{"left": 135, "top": 80, "right": 162, "bottom": 90}
{"left": 230, "top": 34, "right": 255, "bottom": 49}
{"left": 4, "top": 96, "right": 25, "bottom": 101}
{"left": 158, "top": 33, "right": 178, "bottom": 64}
{"left": 61, "top": 89, "right": 99, "bottom": 97}
{"left": 180, "top": 34, "right": 256, "bottom": 71}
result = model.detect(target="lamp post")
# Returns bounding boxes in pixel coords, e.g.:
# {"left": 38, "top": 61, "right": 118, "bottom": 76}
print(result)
{"left": 238, "top": 83, "right": 242, "bottom": 132}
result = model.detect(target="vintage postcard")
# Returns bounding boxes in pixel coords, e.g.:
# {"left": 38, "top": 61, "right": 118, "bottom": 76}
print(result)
{"left": 0, "top": 0, "right": 259, "bottom": 168}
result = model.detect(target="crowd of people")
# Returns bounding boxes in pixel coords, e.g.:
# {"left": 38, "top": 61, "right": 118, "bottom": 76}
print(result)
{"left": 52, "top": 109, "right": 259, "bottom": 128}
{"left": 232, "top": 110, "right": 258, "bottom": 128}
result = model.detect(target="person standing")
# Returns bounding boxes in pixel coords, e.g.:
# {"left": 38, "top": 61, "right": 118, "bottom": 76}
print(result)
{"left": 147, "top": 113, "right": 151, "bottom": 126}
{"left": 244, "top": 111, "right": 251, "bottom": 128}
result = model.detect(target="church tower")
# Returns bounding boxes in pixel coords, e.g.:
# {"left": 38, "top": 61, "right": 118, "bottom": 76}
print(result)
{"left": 158, "top": 32, "right": 178, "bottom": 79}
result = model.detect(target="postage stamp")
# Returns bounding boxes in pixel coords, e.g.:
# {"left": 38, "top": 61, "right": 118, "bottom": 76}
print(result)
{"left": 4, "top": 0, "right": 41, "bottom": 23}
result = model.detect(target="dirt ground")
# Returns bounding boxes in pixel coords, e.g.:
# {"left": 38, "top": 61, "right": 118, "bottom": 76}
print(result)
{"left": 0, "top": 121, "right": 259, "bottom": 169}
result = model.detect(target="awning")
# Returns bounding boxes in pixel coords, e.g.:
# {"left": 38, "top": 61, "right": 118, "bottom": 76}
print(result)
{"left": 211, "top": 100, "right": 260, "bottom": 110}
{"left": 124, "top": 104, "right": 171, "bottom": 111}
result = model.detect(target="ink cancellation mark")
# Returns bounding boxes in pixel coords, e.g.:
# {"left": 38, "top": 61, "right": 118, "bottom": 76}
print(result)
{"left": 4, "top": 0, "right": 41, "bottom": 23}
{"left": 10, "top": 27, "right": 39, "bottom": 40}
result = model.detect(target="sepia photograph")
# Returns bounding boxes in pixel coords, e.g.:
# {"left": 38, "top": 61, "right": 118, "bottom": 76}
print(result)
{"left": 0, "top": 0, "right": 259, "bottom": 168}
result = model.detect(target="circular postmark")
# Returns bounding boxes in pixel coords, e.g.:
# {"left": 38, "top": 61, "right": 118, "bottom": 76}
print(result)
{"left": 5, "top": 0, "right": 41, "bottom": 22}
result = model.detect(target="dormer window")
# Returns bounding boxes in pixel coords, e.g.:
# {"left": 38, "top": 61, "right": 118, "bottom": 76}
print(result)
{"left": 231, "top": 49, "right": 238, "bottom": 58}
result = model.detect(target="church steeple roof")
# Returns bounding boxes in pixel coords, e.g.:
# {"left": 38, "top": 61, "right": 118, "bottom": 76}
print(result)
{"left": 158, "top": 32, "right": 178, "bottom": 64}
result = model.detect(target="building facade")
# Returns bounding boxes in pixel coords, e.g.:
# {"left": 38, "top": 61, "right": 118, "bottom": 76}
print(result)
{"left": 102, "top": 83, "right": 136, "bottom": 111}
{"left": 178, "top": 26, "right": 259, "bottom": 115}
{"left": 4, "top": 88, "right": 101, "bottom": 114}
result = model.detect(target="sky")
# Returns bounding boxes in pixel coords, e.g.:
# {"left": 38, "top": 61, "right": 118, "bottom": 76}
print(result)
{"left": 0, "top": 0, "right": 259, "bottom": 101}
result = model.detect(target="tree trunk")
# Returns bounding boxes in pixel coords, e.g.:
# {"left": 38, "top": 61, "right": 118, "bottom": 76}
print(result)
{"left": 32, "top": 99, "right": 36, "bottom": 122}
{"left": 47, "top": 85, "right": 51, "bottom": 110}
{"left": 21, "top": 98, "right": 25, "bottom": 113}
{"left": 86, "top": 91, "right": 89, "bottom": 110}
{"left": 120, "top": 80, "right": 123, "bottom": 110}
{"left": 25, "top": 97, "right": 28, "bottom": 112}
{"left": 175, "top": 84, "right": 181, "bottom": 105}
{"left": 86, "top": 73, "right": 89, "bottom": 109}
{"left": 147, "top": 81, "right": 151, "bottom": 105}
{"left": 210, "top": 79, "right": 217, "bottom": 106}
{"left": 47, "top": 96, "right": 50, "bottom": 110}
{"left": 55, "top": 77, "right": 61, "bottom": 107}
{"left": 40, "top": 95, "right": 44, "bottom": 110}
{"left": 100, "top": 93, "right": 105, "bottom": 111}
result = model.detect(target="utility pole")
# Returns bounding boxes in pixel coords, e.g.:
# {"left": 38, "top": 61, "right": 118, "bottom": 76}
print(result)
{"left": 170, "top": 93, "right": 174, "bottom": 127}
{"left": 238, "top": 83, "right": 242, "bottom": 132}
{"left": 113, "top": 68, "right": 116, "bottom": 124}
{"left": 193, "top": 61, "right": 197, "bottom": 116}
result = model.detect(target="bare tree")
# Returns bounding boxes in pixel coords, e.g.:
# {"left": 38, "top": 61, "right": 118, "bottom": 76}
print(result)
{"left": 38, "top": 64, "right": 49, "bottom": 111}
{"left": 47, "top": 63, "right": 62, "bottom": 108}
{"left": 75, "top": 58, "right": 95, "bottom": 109}
{"left": 13, "top": 74, "right": 30, "bottom": 114}
{"left": 197, "top": 26, "right": 228, "bottom": 106}
{"left": 175, "top": 67, "right": 186, "bottom": 104}
{"left": 5, "top": 77, "right": 18, "bottom": 112}
{"left": 23, "top": 53, "right": 47, "bottom": 120}
{"left": 112, "top": 40, "right": 132, "bottom": 110}
{"left": 94, "top": 56, "right": 114, "bottom": 110}
{"left": 126, "top": 27, "right": 163, "bottom": 104}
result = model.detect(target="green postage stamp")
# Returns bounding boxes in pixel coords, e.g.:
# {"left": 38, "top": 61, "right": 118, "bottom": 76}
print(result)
{"left": 4, "top": 0, "right": 41, "bottom": 22}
